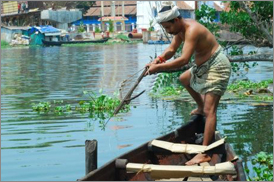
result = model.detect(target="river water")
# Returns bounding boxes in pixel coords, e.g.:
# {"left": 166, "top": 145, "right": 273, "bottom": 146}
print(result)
{"left": 1, "top": 44, "right": 273, "bottom": 181}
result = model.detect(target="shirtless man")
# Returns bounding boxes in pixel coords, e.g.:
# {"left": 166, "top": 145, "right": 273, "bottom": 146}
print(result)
{"left": 146, "top": 3, "right": 231, "bottom": 165}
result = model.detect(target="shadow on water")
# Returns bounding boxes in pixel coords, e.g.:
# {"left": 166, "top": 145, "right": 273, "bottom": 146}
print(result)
{"left": 1, "top": 44, "right": 273, "bottom": 180}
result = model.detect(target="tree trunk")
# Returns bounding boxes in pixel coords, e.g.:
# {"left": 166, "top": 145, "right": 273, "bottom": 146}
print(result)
{"left": 228, "top": 53, "right": 273, "bottom": 62}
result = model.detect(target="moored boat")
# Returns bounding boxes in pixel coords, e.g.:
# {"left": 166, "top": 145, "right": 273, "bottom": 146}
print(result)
{"left": 148, "top": 40, "right": 171, "bottom": 44}
{"left": 78, "top": 115, "right": 246, "bottom": 181}
{"left": 42, "top": 38, "right": 109, "bottom": 46}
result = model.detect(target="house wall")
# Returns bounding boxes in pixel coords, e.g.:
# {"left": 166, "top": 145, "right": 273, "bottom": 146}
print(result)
{"left": 136, "top": 1, "right": 162, "bottom": 32}
{"left": 136, "top": 1, "right": 195, "bottom": 32}
{"left": 1, "top": 27, "right": 23, "bottom": 43}
{"left": 73, "top": 15, "right": 137, "bottom": 32}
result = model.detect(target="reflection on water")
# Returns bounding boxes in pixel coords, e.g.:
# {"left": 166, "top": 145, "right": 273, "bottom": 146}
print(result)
{"left": 1, "top": 44, "right": 273, "bottom": 181}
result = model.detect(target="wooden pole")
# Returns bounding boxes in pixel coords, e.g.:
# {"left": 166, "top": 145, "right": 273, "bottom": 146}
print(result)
{"left": 85, "top": 140, "right": 97, "bottom": 175}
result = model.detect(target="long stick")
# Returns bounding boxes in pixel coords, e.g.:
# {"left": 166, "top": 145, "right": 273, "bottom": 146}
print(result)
{"left": 104, "top": 67, "right": 148, "bottom": 127}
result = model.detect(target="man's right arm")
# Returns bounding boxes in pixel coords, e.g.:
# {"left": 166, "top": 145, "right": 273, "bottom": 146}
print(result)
{"left": 152, "top": 35, "right": 182, "bottom": 64}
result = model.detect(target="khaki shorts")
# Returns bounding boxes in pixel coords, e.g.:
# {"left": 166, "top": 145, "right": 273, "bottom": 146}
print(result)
{"left": 190, "top": 46, "right": 231, "bottom": 96}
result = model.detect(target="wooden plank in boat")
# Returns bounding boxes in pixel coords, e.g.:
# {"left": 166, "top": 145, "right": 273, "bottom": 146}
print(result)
{"left": 156, "top": 178, "right": 185, "bottom": 181}
{"left": 187, "top": 177, "right": 203, "bottom": 181}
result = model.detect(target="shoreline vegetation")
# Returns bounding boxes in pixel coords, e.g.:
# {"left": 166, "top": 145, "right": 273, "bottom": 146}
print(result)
{"left": 149, "top": 79, "right": 273, "bottom": 103}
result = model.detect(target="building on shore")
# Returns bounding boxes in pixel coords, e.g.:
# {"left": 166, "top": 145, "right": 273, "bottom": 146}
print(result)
{"left": 73, "top": 1, "right": 137, "bottom": 32}
{"left": 1, "top": 25, "right": 29, "bottom": 43}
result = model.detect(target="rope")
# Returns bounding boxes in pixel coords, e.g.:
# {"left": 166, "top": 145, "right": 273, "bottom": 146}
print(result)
{"left": 136, "top": 163, "right": 151, "bottom": 176}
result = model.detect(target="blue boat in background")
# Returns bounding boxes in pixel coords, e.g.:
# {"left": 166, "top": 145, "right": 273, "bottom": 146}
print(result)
{"left": 147, "top": 40, "right": 171, "bottom": 45}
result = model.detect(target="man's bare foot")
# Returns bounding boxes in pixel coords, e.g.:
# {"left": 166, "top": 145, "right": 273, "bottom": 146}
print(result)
{"left": 185, "top": 153, "right": 211, "bottom": 165}
{"left": 190, "top": 108, "right": 204, "bottom": 115}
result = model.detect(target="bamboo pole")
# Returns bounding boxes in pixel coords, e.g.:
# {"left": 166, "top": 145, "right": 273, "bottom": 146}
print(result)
{"left": 85, "top": 140, "right": 97, "bottom": 175}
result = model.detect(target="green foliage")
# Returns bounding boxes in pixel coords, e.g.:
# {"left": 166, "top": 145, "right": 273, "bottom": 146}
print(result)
{"left": 195, "top": 4, "right": 220, "bottom": 37}
{"left": 245, "top": 152, "right": 273, "bottom": 181}
{"left": 95, "top": 26, "right": 100, "bottom": 33}
{"left": 151, "top": 72, "right": 182, "bottom": 93}
{"left": 220, "top": 1, "right": 273, "bottom": 46}
{"left": 115, "top": 33, "right": 130, "bottom": 41}
{"left": 77, "top": 21, "right": 85, "bottom": 33}
{"left": 1, "top": 40, "right": 10, "bottom": 48}
{"left": 228, "top": 45, "right": 258, "bottom": 73}
{"left": 148, "top": 20, "right": 154, "bottom": 32}
{"left": 108, "top": 20, "right": 114, "bottom": 33}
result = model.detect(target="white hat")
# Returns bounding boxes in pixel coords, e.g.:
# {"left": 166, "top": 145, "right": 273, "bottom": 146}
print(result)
{"left": 155, "top": 1, "right": 180, "bottom": 24}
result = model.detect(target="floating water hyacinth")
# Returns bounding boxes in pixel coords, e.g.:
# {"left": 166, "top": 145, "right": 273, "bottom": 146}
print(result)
{"left": 32, "top": 90, "right": 130, "bottom": 115}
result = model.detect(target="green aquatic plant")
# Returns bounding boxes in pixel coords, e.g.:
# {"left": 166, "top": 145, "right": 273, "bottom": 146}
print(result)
{"left": 32, "top": 102, "right": 51, "bottom": 112}
{"left": 76, "top": 89, "right": 130, "bottom": 113}
{"left": 32, "top": 100, "right": 72, "bottom": 114}
{"left": 227, "top": 79, "right": 273, "bottom": 101}
{"left": 32, "top": 90, "right": 130, "bottom": 119}
{"left": 77, "top": 89, "right": 131, "bottom": 130}
{"left": 245, "top": 152, "right": 273, "bottom": 181}
{"left": 54, "top": 104, "right": 72, "bottom": 114}
{"left": 228, "top": 79, "right": 273, "bottom": 91}
{"left": 149, "top": 86, "right": 185, "bottom": 98}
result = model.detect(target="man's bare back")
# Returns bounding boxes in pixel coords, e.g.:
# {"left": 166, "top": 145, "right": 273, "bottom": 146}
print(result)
{"left": 175, "top": 19, "right": 220, "bottom": 66}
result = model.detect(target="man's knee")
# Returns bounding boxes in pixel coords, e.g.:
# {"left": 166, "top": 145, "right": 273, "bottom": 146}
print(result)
{"left": 179, "top": 72, "right": 190, "bottom": 87}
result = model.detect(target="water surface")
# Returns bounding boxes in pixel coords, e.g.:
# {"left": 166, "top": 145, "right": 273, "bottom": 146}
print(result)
{"left": 1, "top": 44, "right": 273, "bottom": 180}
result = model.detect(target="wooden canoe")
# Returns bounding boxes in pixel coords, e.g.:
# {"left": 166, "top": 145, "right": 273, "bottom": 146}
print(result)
{"left": 78, "top": 114, "right": 246, "bottom": 181}
{"left": 42, "top": 38, "right": 109, "bottom": 46}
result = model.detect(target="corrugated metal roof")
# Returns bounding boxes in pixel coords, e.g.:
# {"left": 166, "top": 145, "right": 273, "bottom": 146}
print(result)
{"left": 98, "top": 16, "right": 129, "bottom": 21}
{"left": 176, "top": 2, "right": 194, "bottom": 10}
{"left": 85, "top": 1, "right": 136, "bottom": 16}
{"left": 93, "top": 1, "right": 136, "bottom": 7}
{"left": 116, "top": 6, "right": 136, "bottom": 15}
{"left": 85, "top": 5, "right": 136, "bottom": 16}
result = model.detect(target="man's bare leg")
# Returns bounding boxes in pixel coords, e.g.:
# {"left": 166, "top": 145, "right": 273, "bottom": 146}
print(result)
{"left": 185, "top": 92, "right": 221, "bottom": 165}
{"left": 179, "top": 70, "right": 204, "bottom": 115}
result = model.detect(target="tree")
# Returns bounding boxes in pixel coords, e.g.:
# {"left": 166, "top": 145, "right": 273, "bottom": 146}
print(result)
{"left": 221, "top": 1, "right": 273, "bottom": 47}
{"left": 195, "top": 4, "right": 220, "bottom": 38}
{"left": 194, "top": 2, "right": 273, "bottom": 63}
{"left": 108, "top": 20, "right": 114, "bottom": 33}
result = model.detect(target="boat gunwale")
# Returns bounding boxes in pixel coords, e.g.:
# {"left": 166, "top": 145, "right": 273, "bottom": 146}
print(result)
{"left": 78, "top": 115, "right": 246, "bottom": 181}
